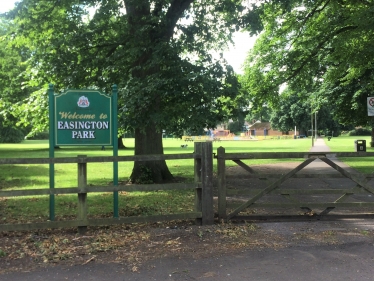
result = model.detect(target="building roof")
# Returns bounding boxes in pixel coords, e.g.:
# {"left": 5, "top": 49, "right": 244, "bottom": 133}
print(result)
{"left": 248, "top": 122, "right": 271, "bottom": 130}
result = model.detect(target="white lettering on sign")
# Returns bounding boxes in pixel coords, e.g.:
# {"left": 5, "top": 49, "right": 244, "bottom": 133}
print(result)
{"left": 72, "top": 131, "right": 96, "bottom": 139}
{"left": 57, "top": 111, "right": 109, "bottom": 141}
{"left": 59, "top": 112, "right": 95, "bottom": 119}
{"left": 57, "top": 121, "right": 109, "bottom": 130}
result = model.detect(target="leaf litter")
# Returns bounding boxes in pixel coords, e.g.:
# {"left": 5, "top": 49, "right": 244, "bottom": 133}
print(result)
{"left": 2, "top": 218, "right": 372, "bottom": 275}
{"left": 0, "top": 220, "right": 287, "bottom": 274}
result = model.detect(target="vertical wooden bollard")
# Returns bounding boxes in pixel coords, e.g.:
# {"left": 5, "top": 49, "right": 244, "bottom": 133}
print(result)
{"left": 194, "top": 142, "right": 214, "bottom": 225}
{"left": 77, "top": 155, "right": 88, "bottom": 234}
{"left": 194, "top": 142, "right": 202, "bottom": 225}
{"left": 217, "top": 146, "right": 226, "bottom": 221}
{"left": 201, "top": 141, "right": 214, "bottom": 225}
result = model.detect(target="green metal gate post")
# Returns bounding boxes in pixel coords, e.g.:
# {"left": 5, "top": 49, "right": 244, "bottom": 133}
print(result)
{"left": 48, "top": 83, "right": 55, "bottom": 221}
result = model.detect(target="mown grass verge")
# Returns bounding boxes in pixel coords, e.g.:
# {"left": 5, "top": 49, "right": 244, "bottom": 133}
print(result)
{"left": 324, "top": 136, "right": 374, "bottom": 174}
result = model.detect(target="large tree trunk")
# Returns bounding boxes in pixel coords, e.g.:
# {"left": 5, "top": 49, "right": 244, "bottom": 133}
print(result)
{"left": 130, "top": 126, "right": 173, "bottom": 184}
{"left": 124, "top": 0, "right": 193, "bottom": 184}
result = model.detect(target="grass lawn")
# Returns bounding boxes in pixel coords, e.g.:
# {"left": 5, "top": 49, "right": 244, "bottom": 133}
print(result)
{"left": 323, "top": 135, "right": 372, "bottom": 152}
{"left": 324, "top": 135, "right": 374, "bottom": 174}
{"left": 0, "top": 137, "right": 322, "bottom": 222}
{"left": 0, "top": 138, "right": 313, "bottom": 187}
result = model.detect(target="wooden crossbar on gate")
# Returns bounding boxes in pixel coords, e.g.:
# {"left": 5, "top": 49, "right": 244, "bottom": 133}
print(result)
{"left": 226, "top": 158, "right": 315, "bottom": 220}
{"left": 216, "top": 148, "right": 374, "bottom": 221}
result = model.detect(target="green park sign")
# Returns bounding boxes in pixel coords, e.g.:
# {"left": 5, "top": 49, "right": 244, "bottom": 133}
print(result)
{"left": 54, "top": 89, "right": 114, "bottom": 146}
{"left": 48, "top": 84, "right": 119, "bottom": 221}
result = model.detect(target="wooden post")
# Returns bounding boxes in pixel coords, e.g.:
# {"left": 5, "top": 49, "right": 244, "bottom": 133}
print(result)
{"left": 217, "top": 146, "right": 226, "bottom": 221}
{"left": 112, "top": 84, "right": 119, "bottom": 218}
{"left": 194, "top": 142, "right": 202, "bottom": 225}
{"left": 201, "top": 142, "right": 214, "bottom": 225}
{"left": 77, "top": 155, "right": 88, "bottom": 234}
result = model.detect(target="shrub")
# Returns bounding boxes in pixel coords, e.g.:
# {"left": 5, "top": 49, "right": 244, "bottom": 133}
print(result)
{"left": 28, "top": 131, "right": 49, "bottom": 140}
{"left": 348, "top": 128, "right": 371, "bottom": 136}
{"left": 0, "top": 127, "right": 25, "bottom": 143}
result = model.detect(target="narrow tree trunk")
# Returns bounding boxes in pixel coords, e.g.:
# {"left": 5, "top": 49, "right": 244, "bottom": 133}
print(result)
{"left": 118, "top": 136, "right": 126, "bottom": 149}
{"left": 130, "top": 126, "right": 173, "bottom": 183}
{"left": 371, "top": 127, "right": 374, "bottom": 147}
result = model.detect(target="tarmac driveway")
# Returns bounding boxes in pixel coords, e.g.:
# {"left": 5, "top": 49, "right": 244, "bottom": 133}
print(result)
{"left": 2, "top": 238, "right": 374, "bottom": 281}
{"left": 2, "top": 219, "right": 374, "bottom": 281}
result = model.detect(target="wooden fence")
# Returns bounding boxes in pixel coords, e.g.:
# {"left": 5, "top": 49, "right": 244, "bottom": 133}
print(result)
{"left": 0, "top": 142, "right": 214, "bottom": 232}
{"left": 4, "top": 143, "right": 374, "bottom": 232}
{"left": 216, "top": 149, "right": 374, "bottom": 221}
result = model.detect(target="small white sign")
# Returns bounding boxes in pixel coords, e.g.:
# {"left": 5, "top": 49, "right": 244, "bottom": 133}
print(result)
{"left": 368, "top": 97, "right": 374, "bottom": 116}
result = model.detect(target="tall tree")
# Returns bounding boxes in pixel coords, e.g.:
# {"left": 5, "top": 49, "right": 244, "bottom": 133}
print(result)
{"left": 269, "top": 90, "right": 310, "bottom": 135}
{"left": 8, "top": 0, "right": 265, "bottom": 182}
{"left": 269, "top": 88, "right": 339, "bottom": 136}
{"left": 0, "top": 17, "right": 32, "bottom": 142}
{"left": 245, "top": 105, "right": 271, "bottom": 124}
{"left": 241, "top": 0, "right": 374, "bottom": 143}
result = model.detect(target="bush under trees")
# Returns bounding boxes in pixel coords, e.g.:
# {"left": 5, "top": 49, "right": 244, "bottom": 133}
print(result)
{"left": 348, "top": 128, "right": 372, "bottom": 136}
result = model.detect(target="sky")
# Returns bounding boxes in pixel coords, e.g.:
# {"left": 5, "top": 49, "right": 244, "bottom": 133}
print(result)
{"left": 224, "top": 32, "right": 256, "bottom": 74}
{"left": 0, "top": 1, "right": 16, "bottom": 13}
{"left": 0, "top": 0, "right": 256, "bottom": 74}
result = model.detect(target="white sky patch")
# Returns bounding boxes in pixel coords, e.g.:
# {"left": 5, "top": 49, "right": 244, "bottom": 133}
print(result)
{"left": 0, "top": 0, "right": 18, "bottom": 13}
{"left": 223, "top": 31, "right": 257, "bottom": 74}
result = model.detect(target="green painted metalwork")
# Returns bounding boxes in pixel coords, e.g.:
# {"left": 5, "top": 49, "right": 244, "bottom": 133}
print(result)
{"left": 48, "top": 84, "right": 118, "bottom": 221}
{"left": 48, "top": 84, "right": 55, "bottom": 221}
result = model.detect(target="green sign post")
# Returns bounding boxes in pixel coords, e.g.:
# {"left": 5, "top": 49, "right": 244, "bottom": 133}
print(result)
{"left": 48, "top": 84, "right": 118, "bottom": 220}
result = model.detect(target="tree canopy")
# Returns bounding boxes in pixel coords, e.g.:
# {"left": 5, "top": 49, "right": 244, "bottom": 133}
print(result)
{"left": 242, "top": 0, "right": 374, "bottom": 131}
{"left": 0, "top": 18, "right": 32, "bottom": 142}
{"left": 5, "top": 0, "right": 265, "bottom": 182}
{"left": 8, "top": 0, "right": 258, "bottom": 134}
{"left": 269, "top": 88, "right": 310, "bottom": 135}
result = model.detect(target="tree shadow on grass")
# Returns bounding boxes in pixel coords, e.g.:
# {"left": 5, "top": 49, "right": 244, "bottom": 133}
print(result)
{"left": 0, "top": 164, "right": 79, "bottom": 190}
{"left": 0, "top": 165, "right": 50, "bottom": 189}
{"left": 1, "top": 189, "right": 195, "bottom": 224}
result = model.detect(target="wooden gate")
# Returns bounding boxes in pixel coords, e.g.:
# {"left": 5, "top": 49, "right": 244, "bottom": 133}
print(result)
{"left": 216, "top": 148, "right": 374, "bottom": 221}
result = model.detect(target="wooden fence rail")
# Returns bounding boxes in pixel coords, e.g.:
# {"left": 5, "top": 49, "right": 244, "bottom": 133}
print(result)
{"left": 216, "top": 149, "right": 374, "bottom": 221}
{"left": 0, "top": 142, "right": 214, "bottom": 232}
